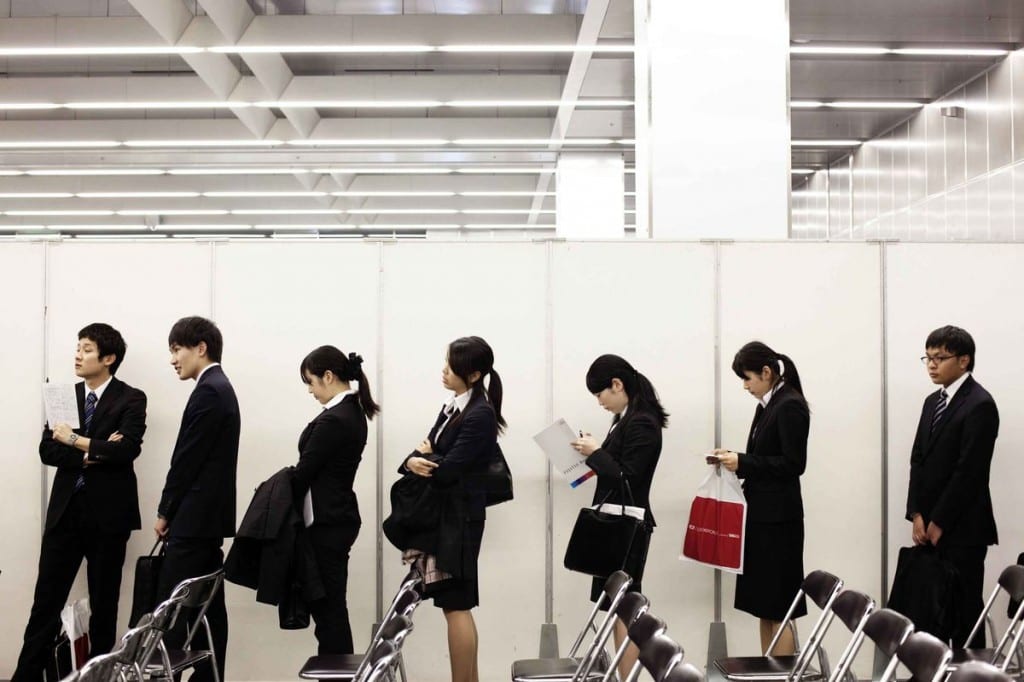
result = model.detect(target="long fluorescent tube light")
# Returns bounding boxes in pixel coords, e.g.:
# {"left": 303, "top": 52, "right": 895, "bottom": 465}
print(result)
{"left": 462, "top": 209, "right": 556, "bottom": 214}
{"left": 0, "top": 99, "right": 635, "bottom": 112}
{"left": 791, "top": 45, "right": 1009, "bottom": 58}
{"left": 791, "top": 169, "right": 817, "bottom": 175}
{"left": 0, "top": 140, "right": 120, "bottom": 148}
{"left": 438, "top": 44, "right": 634, "bottom": 53}
{"left": 0, "top": 192, "right": 74, "bottom": 198}
{"left": 313, "top": 167, "right": 454, "bottom": 174}
{"left": 153, "top": 224, "right": 253, "bottom": 230}
{"left": 117, "top": 209, "right": 230, "bottom": 216}
{"left": 462, "top": 224, "right": 555, "bottom": 229}
{"left": 347, "top": 209, "right": 459, "bottom": 214}
{"left": 0, "top": 103, "right": 61, "bottom": 110}
{"left": 256, "top": 100, "right": 443, "bottom": 109}
{"left": 0, "top": 46, "right": 204, "bottom": 57}
{"left": 459, "top": 191, "right": 555, "bottom": 197}
{"left": 790, "top": 46, "right": 889, "bottom": 56}
{"left": 791, "top": 100, "right": 924, "bottom": 109}
{"left": 457, "top": 168, "right": 549, "bottom": 174}
{"left": 51, "top": 224, "right": 148, "bottom": 231}
{"left": 452, "top": 138, "right": 615, "bottom": 146}
{"left": 26, "top": 169, "right": 165, "bottom": 176}
{"left": 791, "top": 139, "right": 862, "bottom": 147}
{"left": 203, "top": 191, "right": 328, "bottom": 198}
{"left": 289, "top": 139, "right": 449, "bottom": 147}
{"left": 230, "top": 209, "right": 344, "bottom": 215}
{"left": 5, "top": 210, "right": 115, "bottom": 216}
{"left": 78, "top": 192, "right": 201, "bottom": 198}
{"left": 124, "top": 139, "right": 283, "bottom": 147}
{"left": 68, "top": 101, "right": 247, "bottom": 110}
{"left": 0, "top": 170, "right": 25, "bottom": 176}
{"left": 892, "top": 48, "right": 1008, "bottom": 57}
{"left": 169, "top": 168, "right": 310, "bottom": 175}
{"left": 332, "top": 191, "right": 456, "bottom": 197}
{"left": 210, "top": 44, "right": 633, "bottom": 55}
{"left": 356, "top": 224, "right": 462, "bottom": 229}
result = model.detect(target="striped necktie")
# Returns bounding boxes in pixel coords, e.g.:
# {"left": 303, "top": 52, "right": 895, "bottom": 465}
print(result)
{"left": 930, "top": 388, "right": 948, "bottom": 432}
{"left": 73, "top": 391, "right": 97, "bottom": 492}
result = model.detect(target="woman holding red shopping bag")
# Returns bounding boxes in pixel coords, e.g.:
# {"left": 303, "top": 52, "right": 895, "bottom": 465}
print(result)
{"left": 711, "top": 341, "right": 810, "bottom": 655}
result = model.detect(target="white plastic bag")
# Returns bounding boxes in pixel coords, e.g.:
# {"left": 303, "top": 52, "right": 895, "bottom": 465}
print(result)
{"left": 60, "top": 598, "right": 91, "bottom": 671}
{"left": 680, "top": 466, "right": 748, "bottom": 573}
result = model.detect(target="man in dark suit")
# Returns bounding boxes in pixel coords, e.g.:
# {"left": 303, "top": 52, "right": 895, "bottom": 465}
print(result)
{"left": 906, "top": 325, "right": 999, "bottom": 647}
{"left": 13, "top": 323, "right": 147, "bottom": 682}
{"left": 155, "top": 316, "right": 239, "bottom": 682}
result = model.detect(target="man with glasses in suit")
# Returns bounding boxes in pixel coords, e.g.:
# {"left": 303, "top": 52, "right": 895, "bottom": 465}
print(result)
{"left": 13, "top": 323, "right": 147, "bottom": 682}
{"left": 906, "top": 325, "right": 999, "bottom": 648}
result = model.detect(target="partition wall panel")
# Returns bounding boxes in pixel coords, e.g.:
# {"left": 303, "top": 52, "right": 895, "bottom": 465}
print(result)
{"left": 379, "top": 242, "right": 549, "bottom": 682}
{"left": 718, "top": 243, "right": 883, "bottom": 676}
{"left": 212, "top": 242, "right": 382, "bottom": 679}
{"left": 549, "top": 242, "right": 717, "bottom": 663}
{"left": 885, "top": 244, "right": 1024, "bottom": 638}
{"left": 0, "top": 243, "right": 46, "bottom": 672}
{"left": 40, "top": 242, "right": 213, "bottom": 667}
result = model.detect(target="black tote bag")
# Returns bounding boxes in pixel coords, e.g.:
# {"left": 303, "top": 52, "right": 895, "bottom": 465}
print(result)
{"left": 467, "top": 444, "right": 513, "bottom": 507}
{"left": 887, "top": 545, "right": 961, "bottom": 643}
{"left": 129, "top": 539, "right": 165, "bottom": 626}
{"left": 563, "top": 482, "right": 649, "bottom": 579}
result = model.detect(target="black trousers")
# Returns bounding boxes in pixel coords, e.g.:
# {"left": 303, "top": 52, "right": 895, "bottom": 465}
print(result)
{"left": 156, "top": 537, "right": 227, "bottom": 682}
{"left": 308, "top": 523, "right": 360, "bottom": 655}
{"left": 12, "top": 493, "right": 129, "bottom": 682}
{"left": 941, "top": 544, "right": 988, "bottom": 648}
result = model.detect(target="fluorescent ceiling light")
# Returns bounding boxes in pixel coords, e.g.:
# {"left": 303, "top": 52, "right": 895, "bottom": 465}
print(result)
{"left": 210, "top": 45, "right": 436, "bottom": 54}
{"left": 790, "top": 46, "right": 889, "bottom": 56}
{"left": 168, "top": 168, "right": 309, "bottom": 175}
{"left": 792, "top": 100, "right": 924, "bottom": 109}
{"left": 0, "top": 103, "right": 61, "bottom": 110}
{"left": 257, "top": 100, "right": 443, "bottom": 109}
{"left": 0, "top": 140, "right": 120, "bottom": 148}
{"left": 439, "top": 44, "right": 633, "bottom": 53}
{"left": 260, "top": 225, "right": 353, "bottom": 230}
{"left": 452, "top": 138, "right": 615, "bottom": 146}
{"left": 892, "top": 48, "right": 1008, "bottom": 57}
{"left": 51, "top": 224, "right": 148, "bottom": 231}
{"left": 153, "top": 224, "right": 253, "bottom": 230}
{"left": 462, "top": 209, "right": 556, "bottom": 214}
{"left": 357, "top": 224, "right": 461, "bottom": 229}
{"left": 791, "top": 169, "right": 817, "bottom": 175}
{"left": 117, "top": 209, "right": 230, "bottom": 216}
{"left": 456, "top": 168, "right": 549, "bottom": 174}
{"left": 289, "top": 139, "right": 449, "bottom": 147}
{"left": 790, "top": 101, "right": 824, "bottom": 109}
{"left": 459, "top": 191, "right": 555, "bottom": 197}
{"left": 67, "top": 101, "right": 246, "bottom": 110}
{"left": 791, "top": 139, "right": 861, "bottom": 147}
{"left": 0, "top": 170, "right": 25, "bottom": 176}
{"left": 124, "top": 139, "right": 283, "bottom": 147}
{"left": 446, "top": 100, "right": 634, "bottom": 108}
{"left": 0, "top": 192, "right": 74, "bottom": 198}
{"left": 230, "top": 209, "right": 344, "bottom": 215}
{"left": 203, "top": 191, "right": 328, "bottom": 198}
{"left": 78, "top": 192, "right": 201, "bottom": 198}
{"left": 26, "top": 169, "right": 165, "bottom": 176}
{"left": 5, "top": 210, "right": 115, "bottom": 216}
{"left": 462, "top": 223, "right": 555, "bottom": 229}
{"left": 0, "top": 46, "right": 204, "bottom": 57}
{"left": 347, "top": 208, "right": 459, "bottom": 214}
{"left": 332, "top": 191, "right": 456, "bottom": 197}
{"left": 314, "top": 167, "right": 454, "bottom": 174}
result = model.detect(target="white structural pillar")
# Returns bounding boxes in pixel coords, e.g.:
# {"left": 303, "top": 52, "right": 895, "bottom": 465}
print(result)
{"left": 637, "top": 0, "right": 791, "bottom": 239}
{"left": 556, "top": 153, "right": 626, "bottom": 239}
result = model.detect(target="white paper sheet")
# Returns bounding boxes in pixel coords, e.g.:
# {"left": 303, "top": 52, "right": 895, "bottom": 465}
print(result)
{"left": 43, "top": 383, "right": 80, "bottom": 429}
{"left": 533, "top": 418, "right": 596, "bottom": 488}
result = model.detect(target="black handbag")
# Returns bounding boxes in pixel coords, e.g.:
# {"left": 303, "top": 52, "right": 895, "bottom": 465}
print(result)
{"left": 564, "top": 481, "right": 650, "bottom": 579}
{"left": 887, "top": 545, "right": 962, "bottom": 643}
{"left": 129, "top": 539, "right": 165, "bottom": 626}
{"left": 469, "top": 444, "right": 514, "bottom": 507}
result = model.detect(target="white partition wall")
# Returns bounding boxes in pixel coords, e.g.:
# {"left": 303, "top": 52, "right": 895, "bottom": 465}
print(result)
{"left": 549, "top": 242, "right": 717, "bottom": 662}
{"left": 0, "top": 243, "right": 46, "bottom": 670}
{"left": 885, "top": 244, "right": 1024, "bottom": 638}
{"left": 212, "top": 242, "right": 383, "bottom": 679}
{"left": 719, "top": 243, "right": 883, "bottom": 675}
{"left": 379, "top": 242, "right": 549, "bottom": 681}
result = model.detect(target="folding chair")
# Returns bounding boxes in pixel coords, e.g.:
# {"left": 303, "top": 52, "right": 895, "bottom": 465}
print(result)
{"left": 949, "top": 662, "right": 1015, "bottom": 682}
{"left": 861, "top": 609, "right": 914, "bottom": 682}
{"left": 74, "top": 650, "right": 122, "bottom": 682}
{"left": 298, "top": 587, "right": 423, "bottom": 681}
{"left": 145, "top": 569, "right": 225, "bottom": 682}
{"left": 598, "top": 593, "right": 651, "bottom": 682}
{"left": 110, "top": 616, "right": 162, "bottom": 681}
{"left": 618, "top": 613, "right": 669, "bottom": 682}
{"left": 949, "top": 565, "right": 1024, "bottom": 674}
{"left": 714, "top": 570, "right": 844, "bottom": 682}
{"left": 511, "top": 571, "right": 633, "bottom": 682}
{"left": 625, "top": 633, "right": 683, "bottom": 682}
{"left": 354, "top": 641, "right": 400, "bottom": 682}
{"left": 896, "top": 632, "right": 953, "bottom": 682}
{"left": 824, "top": 589, "right": 876, "bottom": 682}
{"left": 664, "top": 662, "right": 705, "bottom": 682}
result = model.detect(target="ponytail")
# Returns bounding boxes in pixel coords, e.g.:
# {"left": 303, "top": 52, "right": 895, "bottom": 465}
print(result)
{"left": 731, "top": 341, "right": 808, "bottom": 405}
{"left": 300, "top": 345, "right": 380, "bottom": 420}
{"left": 447, "top": 336, "right": 507, "bottom": 434}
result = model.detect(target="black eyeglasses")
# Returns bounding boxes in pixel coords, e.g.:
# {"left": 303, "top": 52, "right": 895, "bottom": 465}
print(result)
{"left": 920, "top": 354, "right": 960, "bottom": 366}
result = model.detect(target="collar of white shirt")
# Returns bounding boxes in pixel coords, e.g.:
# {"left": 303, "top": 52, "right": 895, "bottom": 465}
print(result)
{"left": 84, "top": 375, "right": 113, "bottom": 403}
{"left": 942, "top": 371, "right": 971, "bottom": 403}
{"left": 760, "top": 380, "right": 786, "bottom": 408}
{"left": 323, "top": 385, "right": 358, "bottom": 411}
{"left": 445, "top": 390, "right": 473, "bottom": 415}
{"left": 197, "top": 362, "right": 220, "bottom": 382}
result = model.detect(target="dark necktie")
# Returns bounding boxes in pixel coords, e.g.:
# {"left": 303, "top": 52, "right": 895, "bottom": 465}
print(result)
{"left": 73, "top": 391, "right": 97, "bottom": 492}
{"left": 930, "top": 388, "right": 948, "bottom": 432}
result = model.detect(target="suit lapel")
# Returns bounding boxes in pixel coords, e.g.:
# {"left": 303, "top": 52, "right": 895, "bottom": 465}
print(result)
{"left": 74, "top": 382, "right": 86, "bottom": 433}
{"left": 89, "top": 378, "right": 122, "bottom": 434}
{"left": 925, "top": 376, "right": 974, "bottom": 451}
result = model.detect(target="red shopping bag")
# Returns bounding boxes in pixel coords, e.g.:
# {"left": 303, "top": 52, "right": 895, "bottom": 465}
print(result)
{"left": 680, "top": 466, "right": 747, "bottom": 573}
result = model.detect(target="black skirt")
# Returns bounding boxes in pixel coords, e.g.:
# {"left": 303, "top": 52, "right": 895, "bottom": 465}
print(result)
{"left": 734, "top": 520, "right": 806, "bottom": 621}
{"left": 427, "top": 519, "right": 485, "bottom": 611}
{"left": 589, "top": 529, "right": 652, "bottom": 609}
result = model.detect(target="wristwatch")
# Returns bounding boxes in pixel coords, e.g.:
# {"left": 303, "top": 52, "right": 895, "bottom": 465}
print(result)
{"left": 69, "top": 433, "right": 79, "bottom": 446}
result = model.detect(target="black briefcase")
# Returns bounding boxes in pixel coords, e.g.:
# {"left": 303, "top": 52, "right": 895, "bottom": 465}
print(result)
{"left": 129, "top": 539, "right": 165, "bottom": 626}
{"left": 887, "top": 545, "right": 962, "bottom": 643}
{"left": 564, "top": 483, "right": 649, "bottom": 579}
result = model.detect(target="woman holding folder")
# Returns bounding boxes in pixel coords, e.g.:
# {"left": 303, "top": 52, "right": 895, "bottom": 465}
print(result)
{"left": 571, "top": 354, "right": 668, "bottom": 679}
{"left": 710, "top": 341, "right": 810, "bottom": 655}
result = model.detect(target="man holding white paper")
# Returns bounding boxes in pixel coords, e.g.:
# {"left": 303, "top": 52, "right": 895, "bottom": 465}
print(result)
{"left": 14, "top": 323, "right": 147, "bottom": 682}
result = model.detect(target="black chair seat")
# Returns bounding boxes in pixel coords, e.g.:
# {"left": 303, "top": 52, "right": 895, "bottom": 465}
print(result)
{"left": 299, "top": 654, "right": 365, "bottom": 679}
{"left": 715, "top": 655, "right": 821, "bottom": 681}
{"left": 511, "top": 657, "right": 606, "bottom": 682}
{"left": 146, "top": 648, "right": 213, "bottom": 674}
{"left": 952, "top": 650, "right": 997, "bottom": 665}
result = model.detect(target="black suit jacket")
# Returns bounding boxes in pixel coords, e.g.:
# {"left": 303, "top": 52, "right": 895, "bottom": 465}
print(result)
{"left": 906, "top": 374, "right": 998, "bottom": 547}
{"left": 40, "top": 377, "right": 147, "bottom": 533}
{"left": 158, "top": 365, "right": 241, "bottom": 539}
{"left": 426, "top": 396, "right": 498, "bottom": 521}
{"left": 292, "top": 393, "right": 367, "bottom": 527}
{"left": 736, "top": 386, "right": 809, "bottom": 524}
{"left": 586, "top": 408, "right": 662, "bottom": 526}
